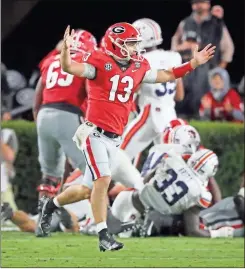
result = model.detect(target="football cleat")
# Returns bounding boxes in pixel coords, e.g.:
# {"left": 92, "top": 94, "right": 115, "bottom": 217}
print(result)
{"left": 37, "top": 196, "right": 53, "bottom": 237}
{"left": 1, "top": 203, "right": 13, "bottom": 224}
{"left": 99, "top": 230, "right": 124, "bottom": 252}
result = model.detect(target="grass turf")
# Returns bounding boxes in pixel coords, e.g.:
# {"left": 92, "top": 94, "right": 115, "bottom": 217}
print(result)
{"left": 1, "top": 232, "right": 244, "bottom": 267}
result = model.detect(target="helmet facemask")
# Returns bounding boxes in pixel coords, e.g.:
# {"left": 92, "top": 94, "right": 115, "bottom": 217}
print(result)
{"left": 108, "top": 36, "right": 145, "bottom": 61}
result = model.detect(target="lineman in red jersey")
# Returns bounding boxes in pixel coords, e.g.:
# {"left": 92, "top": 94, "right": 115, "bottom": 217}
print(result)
{"left": 199, "top": 67, "right": 244, "bottom": 123}
{"left": 33, "top": 29, "right": 97, "bottom": 235}
{"left": 39, "top": 23, "right": 215, "bottom": 251}
{"left": 163, "top": 119, "right": 222, "bottom": 204}
{"left": 38, "top": 40, "right": 63, "bottom": 71}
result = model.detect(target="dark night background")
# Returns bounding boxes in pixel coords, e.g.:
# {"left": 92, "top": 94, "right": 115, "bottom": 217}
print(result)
{"left": 2, "top": 0, "right": 244, "bottom": 83}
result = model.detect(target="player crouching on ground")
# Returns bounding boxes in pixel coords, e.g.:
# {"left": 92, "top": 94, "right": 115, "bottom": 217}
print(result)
{"left": 111, "top": 147, "right": 237, "bottom": 238}
{"left": 162, "top": 118, "right": 222, "bottom": 204}
{"left": 140, "top": 174, "right": 244, "bottom": 238}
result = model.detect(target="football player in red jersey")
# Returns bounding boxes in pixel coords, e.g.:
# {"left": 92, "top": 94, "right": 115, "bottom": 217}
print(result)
{"left": 199, "top": 67, "right": 244, "bottom": 123}
{"left": 33, "top": 29, "right": 97, "bottom": 236}
{"left": 39, "top": 23, "right": 215, "bottom": 251}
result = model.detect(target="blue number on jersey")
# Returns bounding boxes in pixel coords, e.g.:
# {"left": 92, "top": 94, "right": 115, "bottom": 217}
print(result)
{"left": 153, "top": 169, "right": 189, "bottom": 206}
{"left": 155, "top": 82, "right": 176, "bottom": 97}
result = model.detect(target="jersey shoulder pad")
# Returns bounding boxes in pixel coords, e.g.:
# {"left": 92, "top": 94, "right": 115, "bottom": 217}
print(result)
{"left": 166, "top": 50, "right": 182, "bottom": 66}
{"left": 80, "top": 49, "right": 102, "bottom": 67}
{"left": 140, "top": 57, "right": 151, "bottom": 71}
{"left": 198, "top": 190, "right": 212, "bottom": 209}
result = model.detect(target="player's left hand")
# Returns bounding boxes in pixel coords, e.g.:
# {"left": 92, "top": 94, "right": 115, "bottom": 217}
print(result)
{"left": 192, "top": 44, "right": 216, "bottom": 68}
{"left": 63, "top": 25, "right": 75, "bottom": 50}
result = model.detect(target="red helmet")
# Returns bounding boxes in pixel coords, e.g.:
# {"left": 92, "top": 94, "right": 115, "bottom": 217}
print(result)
{"left": 163, "top": 118, "right": 189, "bottom": 143}
{"left": 71, "top": 29, "right": 97, "bottom": 52}
{"left": 103, "top": 22, "right": 144, "bottom": 61}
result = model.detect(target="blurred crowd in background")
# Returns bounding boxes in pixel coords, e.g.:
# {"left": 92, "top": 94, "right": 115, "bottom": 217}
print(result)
{"left": 1, "top": 2, "right": 244, "bottom": 123}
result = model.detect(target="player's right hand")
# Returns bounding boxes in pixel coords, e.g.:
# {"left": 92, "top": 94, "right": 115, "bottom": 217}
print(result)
{"left": 63, "top": 25, "right": 75, "bottom": 50}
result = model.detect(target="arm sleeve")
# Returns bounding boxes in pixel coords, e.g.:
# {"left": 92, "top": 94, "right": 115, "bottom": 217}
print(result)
{"left": 80, "top": 63, "right": 96, "bottom": 79}
{"left": 229, "top": 90, "right": 242, "bottom": 110}
{"left": 171, "top": 21, "right": 185, "bottom": 51}
{"left": 197, "top": 190, "right": 212, "bottom": 209}
{"left": 220, "top": 25, "right": 235, "bottom": 63}
{"left": 183, "top": 206, "right": 210, "bottom": 237}
{"left": 142, "top": 69, "right": 158, "bottom": 83}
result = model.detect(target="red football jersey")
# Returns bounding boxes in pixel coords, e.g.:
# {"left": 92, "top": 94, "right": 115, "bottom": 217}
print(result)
{"left": 199, "top": 89, "right": 243, "bottom": 122}
{"left": 40, "top": 53, "right": 87, "bottom": 109}
{"left": 84, "top": 50, "right": 151, "bottom": 135}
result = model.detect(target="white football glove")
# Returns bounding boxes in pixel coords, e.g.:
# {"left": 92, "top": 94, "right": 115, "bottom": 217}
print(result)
{"left": 210, "top": 226, "right": 234, "bottom": 238}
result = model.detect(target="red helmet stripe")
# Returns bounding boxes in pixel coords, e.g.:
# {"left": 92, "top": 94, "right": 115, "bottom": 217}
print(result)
{"left": 193, "top": 151, "right": 214, "bottom": 170}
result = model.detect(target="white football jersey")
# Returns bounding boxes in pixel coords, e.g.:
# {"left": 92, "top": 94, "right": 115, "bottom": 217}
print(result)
{"left": 141, "top": 144, "right": 188, "bottom": 178}
{"left": 138, "top": 49, "right": 182, "bottom": 108}
{"left": 139, "top": 152, "right": 212, "bottom": 215}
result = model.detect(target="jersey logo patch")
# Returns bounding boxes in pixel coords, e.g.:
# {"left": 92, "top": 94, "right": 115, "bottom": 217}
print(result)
{"left": 135, "top": 62, "right": 141, "bottom": 69}
{"left": 105, "top": 63, "right": 112, "bottom": 71}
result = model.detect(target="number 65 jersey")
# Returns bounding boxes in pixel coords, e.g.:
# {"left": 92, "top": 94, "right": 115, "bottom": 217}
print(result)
{"left": 40, "top": 53, "right": 87, "bottom": 111}
{"left": 139, "top": 152, "right": 212, "bottom": 215}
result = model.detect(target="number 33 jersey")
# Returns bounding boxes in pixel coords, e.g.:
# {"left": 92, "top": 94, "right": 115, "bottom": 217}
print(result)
{"left": 139, "top": 152, "right": 212, "bottom": 215}
{"left": 83, "top": 50, "right": 157, "bottom": 135}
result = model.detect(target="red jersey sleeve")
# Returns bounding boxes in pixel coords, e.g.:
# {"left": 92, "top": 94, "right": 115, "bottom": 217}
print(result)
{"left": 199, "top": 93, "right": 212, "bottom": 116}
{"left": 227, "top": 89, "right": 243, "bottom": 110}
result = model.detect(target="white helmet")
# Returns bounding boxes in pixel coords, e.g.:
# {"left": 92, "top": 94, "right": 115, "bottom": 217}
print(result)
{"left": 168, "top": 125, "right": 201, "bottom": 154}
{"left": 188, "top": 148, "right": 219, "bottom": 184}
{"left": 132, "top": 18, "right": 163, "bottom": 49}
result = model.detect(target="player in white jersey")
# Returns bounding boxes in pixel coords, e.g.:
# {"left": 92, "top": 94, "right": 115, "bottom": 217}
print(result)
{"left": 111, "top": 148, "right": 219, "bottom": 225}
{"left": 141, "top": 125, "right": 201, "bottom": 178}
{"left": 121, "top": 18, "right": 185, "bottom": 160}
{"left": 141, "top": 179, "right": 244, "bottom": 238}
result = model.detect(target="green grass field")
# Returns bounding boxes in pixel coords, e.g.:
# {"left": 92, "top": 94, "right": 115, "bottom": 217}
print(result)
{"left": 1, "top": 232, "right": 244, "bottom": 268}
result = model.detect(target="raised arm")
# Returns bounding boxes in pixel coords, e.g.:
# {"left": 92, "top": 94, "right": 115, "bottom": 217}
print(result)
{"left": 154, "top": 44, "right": 216, "bottom": 83}
{"left": 60, "top": 26, "right": 95, "bottom": 79}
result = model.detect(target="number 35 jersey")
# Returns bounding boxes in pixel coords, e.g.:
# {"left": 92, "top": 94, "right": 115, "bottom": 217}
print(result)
{"left": 83, "top": 50, "right": 157, "bottom": 135}
{"left": 139, "top": 153, "right": 212, "bottom": 215}
{"left": 138, "top": 49, "right": 182, "bottom": 109}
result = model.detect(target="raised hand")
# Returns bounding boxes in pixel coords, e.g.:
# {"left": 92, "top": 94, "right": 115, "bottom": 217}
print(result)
{"left": 63, "top": 25, "right": 75, "bottom": 50}
{"left": 192, "top": 44, "right": 216, "bottom": 67}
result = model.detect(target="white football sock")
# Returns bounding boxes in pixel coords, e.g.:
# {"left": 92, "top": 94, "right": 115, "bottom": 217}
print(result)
{"left": 96, "top": 222, "right": 107, "bottom": 233}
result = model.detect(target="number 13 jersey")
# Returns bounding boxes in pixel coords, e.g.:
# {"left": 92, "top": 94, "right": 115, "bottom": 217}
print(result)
{"left": 83, "top": 50, "right": 157, "bottom": 135}
{"left": 140, "top": 153, "right": 212, "bottom": 215}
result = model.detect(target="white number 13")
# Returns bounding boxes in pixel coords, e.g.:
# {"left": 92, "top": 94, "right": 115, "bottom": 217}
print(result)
{"left": 109, "top": 75, "right": 134, "bottom": 103}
